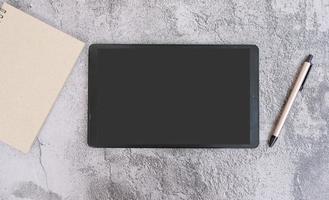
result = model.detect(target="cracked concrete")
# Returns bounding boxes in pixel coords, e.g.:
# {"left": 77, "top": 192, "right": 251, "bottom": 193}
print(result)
{"left": 0, "top": 0, "right": 329, "bottom": 199}
{"left": 37, "top": 138, "right": 49, "bottom": 191}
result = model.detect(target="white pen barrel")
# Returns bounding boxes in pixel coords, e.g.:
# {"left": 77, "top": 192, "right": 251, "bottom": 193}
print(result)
{"left": 272, "top": 61, "right": 311, "bottom": 137}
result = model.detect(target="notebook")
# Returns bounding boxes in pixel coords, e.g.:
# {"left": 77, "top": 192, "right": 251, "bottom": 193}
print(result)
{"left": 0, "top": 3, "right": 84, "bottom": 153}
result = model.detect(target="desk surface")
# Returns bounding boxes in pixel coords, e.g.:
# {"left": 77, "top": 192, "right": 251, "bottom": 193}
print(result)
{"left": 0, "top": 0, "right": 328, "bottom": 199}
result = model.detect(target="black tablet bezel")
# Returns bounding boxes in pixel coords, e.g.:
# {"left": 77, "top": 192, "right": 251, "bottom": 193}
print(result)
{"left": 88, "top": 44, "right": 259, "bottom": 148}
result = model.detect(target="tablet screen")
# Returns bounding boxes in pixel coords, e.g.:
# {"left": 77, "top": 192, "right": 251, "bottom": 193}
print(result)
{"left": 88, "top": 45, "right": 258, "bottom": 147}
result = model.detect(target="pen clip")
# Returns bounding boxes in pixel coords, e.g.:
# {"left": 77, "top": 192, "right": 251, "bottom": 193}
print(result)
{"left": 300, "top": 64, "right": 313, "bottom": 91}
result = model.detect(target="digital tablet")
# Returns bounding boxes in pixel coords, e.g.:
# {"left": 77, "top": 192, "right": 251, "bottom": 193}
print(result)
{"left": 88, "top": 44, "right": 259, "bottom": 148}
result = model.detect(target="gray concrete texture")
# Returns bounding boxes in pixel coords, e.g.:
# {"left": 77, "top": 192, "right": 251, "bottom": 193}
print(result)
{"left": 0, "top": 0, "right": 328, "bottom": 199}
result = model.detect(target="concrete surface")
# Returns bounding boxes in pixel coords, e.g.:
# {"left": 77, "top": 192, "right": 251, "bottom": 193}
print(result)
{"left": 0, "top": 0, "right": 328, "bottom": 199}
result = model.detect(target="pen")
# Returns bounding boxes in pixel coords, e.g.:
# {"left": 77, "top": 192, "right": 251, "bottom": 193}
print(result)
{"left": 268, "top": 54, "right": 313, "bottom": 147}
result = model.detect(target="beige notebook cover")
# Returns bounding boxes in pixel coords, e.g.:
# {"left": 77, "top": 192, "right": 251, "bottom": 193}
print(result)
{"left": 0, "top": 3, "right": 84, "bottom": 153}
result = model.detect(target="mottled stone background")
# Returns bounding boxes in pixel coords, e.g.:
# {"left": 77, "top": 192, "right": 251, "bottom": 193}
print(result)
{"left": 0, "top": 0, "right": 328, "bottom": 199}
